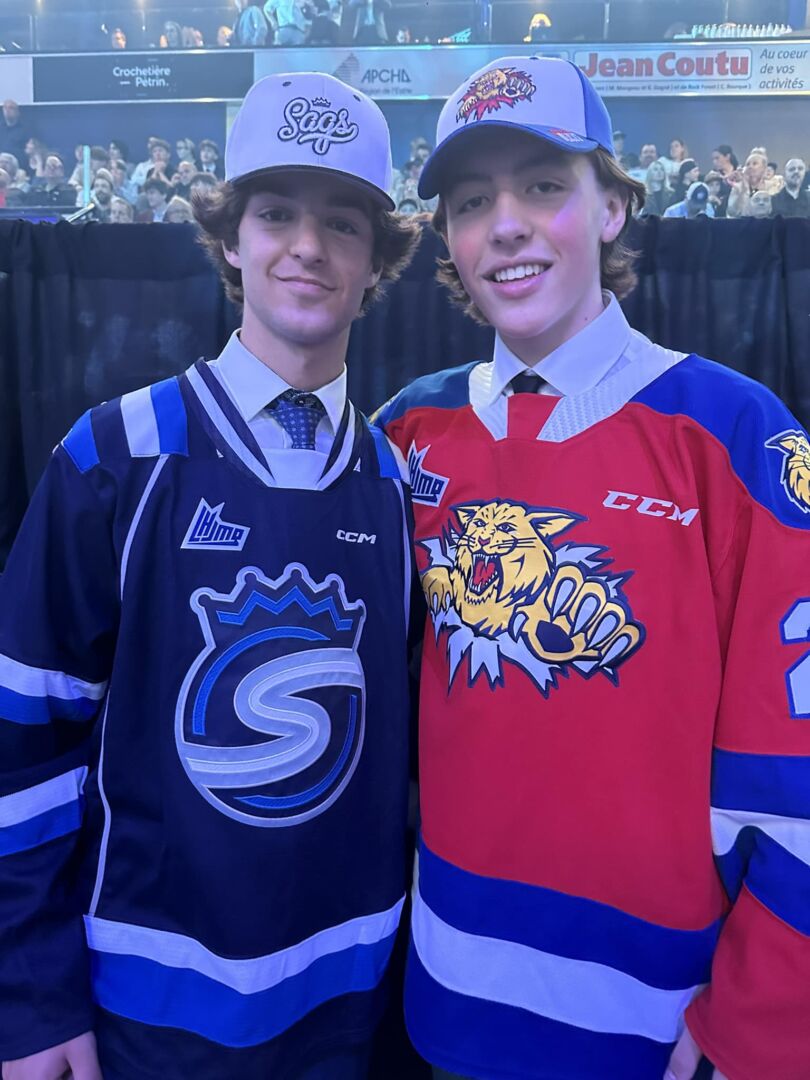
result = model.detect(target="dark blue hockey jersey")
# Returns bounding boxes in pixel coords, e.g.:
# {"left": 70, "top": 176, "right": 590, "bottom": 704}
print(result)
{"left": 0, "top": 360, "right": 413, "bottom": 1079}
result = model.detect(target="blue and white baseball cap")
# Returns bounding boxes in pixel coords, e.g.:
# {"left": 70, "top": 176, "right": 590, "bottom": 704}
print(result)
{"left": 226, "top": 72, "right": 394, "bottom": 210}
{"left": 419, "top": 56, "right": 614, "bottom": 199}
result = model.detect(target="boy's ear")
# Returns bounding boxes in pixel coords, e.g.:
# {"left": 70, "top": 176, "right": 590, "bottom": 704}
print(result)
{"left": 222, "top": 239, "right": 241, "bottom": 270}
{"left": 601, "top": 188, "right": 627, "bottom": 244}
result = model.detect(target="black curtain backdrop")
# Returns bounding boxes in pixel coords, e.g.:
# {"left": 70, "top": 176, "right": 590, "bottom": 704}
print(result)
{"left": 1, "top": 216, "right": 809, "bottom": 567}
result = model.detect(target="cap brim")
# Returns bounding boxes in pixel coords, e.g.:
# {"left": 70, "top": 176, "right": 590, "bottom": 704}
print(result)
{"left": 418, "top": 121, "right": 599, "bottom": 200}
{"left": 231, "top": 164, "right": 395, "bottom": 212}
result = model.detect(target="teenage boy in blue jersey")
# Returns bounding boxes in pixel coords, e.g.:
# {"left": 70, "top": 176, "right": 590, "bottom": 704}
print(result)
{"left": 0, "top": 74, "right": 419, "bottom": 1080}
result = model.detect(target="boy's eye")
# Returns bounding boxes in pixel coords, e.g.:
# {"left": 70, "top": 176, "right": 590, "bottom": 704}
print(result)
{"left": 530, "top": 180, "right": 563, "bottom": 194}
{"left": 258, "top": 207, "right": 290, "bottom": 222}
{"left": 457, "top": 194, "right": 486, "bottom": 214}
{"left": 330, "top": 218, "right": 358, "bottom": 235}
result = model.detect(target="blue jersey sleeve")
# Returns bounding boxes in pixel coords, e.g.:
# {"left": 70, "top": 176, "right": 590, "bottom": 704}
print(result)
{"left": 0, "top": 439, "right": 120, "bottom": 1060}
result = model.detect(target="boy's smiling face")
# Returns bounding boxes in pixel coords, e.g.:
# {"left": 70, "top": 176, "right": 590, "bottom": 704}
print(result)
{"left": 442, "top": 128, "right": 626, "bottom": 363}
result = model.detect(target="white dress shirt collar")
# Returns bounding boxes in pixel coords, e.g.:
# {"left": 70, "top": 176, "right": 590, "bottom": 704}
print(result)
{"left": 489, "top": 292, "right": 632, "bottom": 405}
{"left": 214, "top": 330, "right": 347, "bottom": 434}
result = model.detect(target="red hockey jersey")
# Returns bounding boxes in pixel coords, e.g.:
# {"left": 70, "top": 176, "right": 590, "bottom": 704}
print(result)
{"left": 378, "top": 338, "right": 810, "bottom": 1080}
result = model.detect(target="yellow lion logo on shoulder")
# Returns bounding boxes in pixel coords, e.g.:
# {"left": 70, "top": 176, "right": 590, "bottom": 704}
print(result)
{"left": 420, "top": 500, "right": 643, "bottom": 693}
{"left": 766, "top": 430, "right": 810, "bottom": 514}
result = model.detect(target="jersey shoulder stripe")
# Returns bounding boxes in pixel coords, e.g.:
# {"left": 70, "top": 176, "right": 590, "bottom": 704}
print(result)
{"left": 375, "top": 362, "right": 479, "bottom": 429}
{"left": 61, "top": 376, "right": 189, "bottom": 474}
{"left": 633, "top": 355, "right": 810, "bottom": 528}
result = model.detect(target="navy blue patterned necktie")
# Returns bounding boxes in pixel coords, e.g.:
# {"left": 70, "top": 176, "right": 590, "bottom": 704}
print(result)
{"left": 510, "top": 371, "right": 544, "bottom": 395}
{"left": 269, "top": 389, "right": 326, "bottom": 450}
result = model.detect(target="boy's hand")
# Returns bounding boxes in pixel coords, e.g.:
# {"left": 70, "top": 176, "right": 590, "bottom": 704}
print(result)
{"left": 2, "top": 1031, "right": 102, "bottom": 1080}
{"left": 664, "top": 1026, "right": 728, "bottom": 1080}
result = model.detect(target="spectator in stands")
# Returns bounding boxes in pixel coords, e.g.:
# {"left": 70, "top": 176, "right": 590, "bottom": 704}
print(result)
{"left": 612, "top": 131, "right": 625, "bottom": 159}
{"left": 727, "top": 151, "right": 781, "bottom": 216}
{"left": 309, "top": 0, "right": 342, "bottom": 45}
{"left": 640, "top": 160, "right": 674, "bottom": 216}
{"left": 164, "top": 196, "right": 195, "bottom": 223}
{"left": 132, "top": 138, "right": 171, "bottom": 189}
{"left": 397, "top": 196, "right": 419, "bottom": 214}
{"left": 711, "top": 144, "right": 738, "bottom": 176}
{"left": 0, "top": 168, "right": 9, "bottom": 209}
{"left": 109, "top": 197, "right": 135, "bottom": 224}
{"left": 348, "top": 0, "right": 392, "bottom": 44}
{"left": 663, "top": 180, "right": 715, "bottom": 218}
{"left": 28, "top": 153, "right": 74, "bottom": 207}
{"left": 263, "top": 0, "right": 313, "bottom": 46}
{"left": 704, "top": 170, "right": 729, "bottom": 217}
{"left": 771, "top": 158, "right": 810, "bottom": 218}
{"left": 68, "top": 145, "right": 110, "bottom": 189}
{"left": 0, "top": 101, "right": 31, "bottom": 164}
{"left": 660, "top": 136, "right": 689, "bottom": 182}
{"left": 175, "top": 138, "right": 197, "bottom": 166}
{"left": 160, "top": 21, "right": 183, "bottom": 49}
{"left": 171, "top": 160, "right": 197, "bottom": 201}
{"left": 25, "top": 138, "right": 49, "bottom": 180}
{"left": 0, "top": 167, "right": 24, "bottom": 210}
{"left": 198, "top": 139, "right": 224, "bottom": 180}
{"left": 139, "top": 177, "right": 171, "bottom": 222}
{"left": 109, "top": 139, "right": 131, "bottom": 171}
{"left": 190, "top": 171, "right": 218, "bottom": 200}
{"left": 85, "top": 168, "right": 115, "bottom": 222}
{"left": 749, "top": 191, "right": 773, "bottom": 219}
{"left": 671, "top": 157, "right": 700, "bottom": 204}
{"left": 182, "top": 26, "right": 205, "bottom": 48}
{"left": 233, "top": 1, "right": 270, "bottom": 46}
{"left": 0, "top": 153, "right": 27, "bottom": 197}
{"left": 627, "top": 142, "right": 657, "bottom": 181}
{"left": 217, "top": 25, "right": 233, "bottom": 46}
{"left": 110, "top": 27, "right": 127, "bottom": 50}
{"left": 109, "top": 159, "right": 138, "bottom": 203}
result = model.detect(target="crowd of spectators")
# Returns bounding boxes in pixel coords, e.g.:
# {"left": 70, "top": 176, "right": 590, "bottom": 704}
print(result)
{"left": 106, "top": 1, "right": 411, "bottom": 51}
{"left": 0, "top": 101, "right": 224, "bottom": 223}
{"left": 616, "top": 133, "right": 810, "bottom": 219}
{"left": 1, "top": 97, "right": 808, "bottom": 224}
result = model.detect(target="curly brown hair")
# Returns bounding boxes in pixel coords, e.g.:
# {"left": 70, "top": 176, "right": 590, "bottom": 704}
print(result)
{"left": 431, "top": 148, "right": 646, "bottom": 323}
{"left": 192, "top": 175, "right": 421, "bottom": 313}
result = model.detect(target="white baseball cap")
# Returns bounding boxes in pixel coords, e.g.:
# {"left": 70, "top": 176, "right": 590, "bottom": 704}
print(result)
{"left": 226, "top": 72, "right": 394, "bottom": 210}
{"left": 419, "top": 56, "right": 615, "bottom": 199}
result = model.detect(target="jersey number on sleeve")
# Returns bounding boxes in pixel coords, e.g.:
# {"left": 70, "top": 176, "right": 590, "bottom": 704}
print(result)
{"left": 781, "top": 600, "right": 810, "bottom": 719}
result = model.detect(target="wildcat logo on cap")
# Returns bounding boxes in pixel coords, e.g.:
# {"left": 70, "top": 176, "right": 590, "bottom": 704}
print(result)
{"left": 278, "top": 96, "right": 359, "bottom": 157}
{"left": 456, "top": 67, "right": 535, "bottom": 124}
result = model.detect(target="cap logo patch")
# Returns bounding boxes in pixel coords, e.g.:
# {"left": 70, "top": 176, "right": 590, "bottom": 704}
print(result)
{"left": 278, "top": 96, "right": 359, "bottom": 156}
{"left": 456, "top": 67, "right": 535, "bottom": 124}
{"left": 549, "top": 128, "right": 586, "bottom": 144}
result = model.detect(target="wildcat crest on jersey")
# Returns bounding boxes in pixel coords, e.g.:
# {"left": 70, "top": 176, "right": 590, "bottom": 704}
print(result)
{"left": 176, "top": 564, "right": 366, "bottom": 827}
{"left": 420, "top": 498, "right": 643, "bottom": 693}
{"left": 766, "top": 430, "right": 810, "bottom": 514}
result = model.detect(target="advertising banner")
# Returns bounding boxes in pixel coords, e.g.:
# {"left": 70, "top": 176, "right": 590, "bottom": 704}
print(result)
{"left": 32, "top": 51, "right": 254, "bottom": 103}
{"left": 24, "top": 40, "right": 810, "bottom": 105}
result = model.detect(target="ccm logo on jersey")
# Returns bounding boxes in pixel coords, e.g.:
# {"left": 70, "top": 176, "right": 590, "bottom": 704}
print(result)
{"left": 337, "top": 530, "right": 376, "bottom": 544}
{"left": 604, "top": 490, "right": 699, "bottom": 526}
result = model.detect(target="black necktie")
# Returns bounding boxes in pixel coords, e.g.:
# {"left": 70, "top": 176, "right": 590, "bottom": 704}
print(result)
{"left": 510, "top": 371, "right": 544, "bottom": 395}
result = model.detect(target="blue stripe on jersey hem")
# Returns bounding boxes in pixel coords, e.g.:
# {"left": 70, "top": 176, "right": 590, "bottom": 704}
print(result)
{"left": 712, "top": 747, "right": 810, "bottom": 821}
{"left": 404, "top": 940, "right": 674, "bottom": 1080}
{"left": 150, "top": 378, "right": 189, "bottom": 456}
{"left": 368, "top": 426, "right": 399, "bottom": 479}
{"left": 0, "top": 685, "right": 98, "bottom": 725}
{"left": 632, "top": 355, "right": 810, "bottom": 529}
{"left": 0, "top": 798, "right": 83, "bottom": 856}
{"left": 377, "top": 363, "right": 479, "bottom": 427}
{"left": 418, "top": 842, "right": 720, "bottom": 991}
{"left": 715, "top": 827, "right": 810, "bottom": 935}
{"left": 62, "top": 409, "right": 100, "bottom": 473}
{"left": 90, "top": 932, "right": 397, "bottom": 1048}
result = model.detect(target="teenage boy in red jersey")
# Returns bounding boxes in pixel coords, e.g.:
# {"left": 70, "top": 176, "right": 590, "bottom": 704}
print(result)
{"left": 377, "top": 55, "right": 810, "bottom": 1080}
